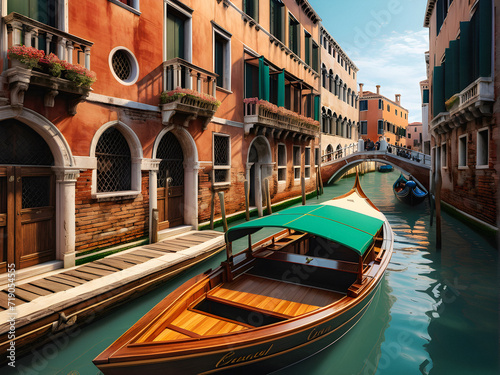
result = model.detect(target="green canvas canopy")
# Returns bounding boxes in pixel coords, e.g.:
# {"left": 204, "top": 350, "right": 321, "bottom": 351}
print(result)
{"left": 225, "top": 204, "right": 384, "bottom": 256}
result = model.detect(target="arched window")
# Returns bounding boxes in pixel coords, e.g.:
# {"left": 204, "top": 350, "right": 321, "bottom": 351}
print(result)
{"left": 343, "top": 84, "right": 347, "bottom": 102}
{"left": 329, "top": 69, "right": 334, "bottom": 93}
{"left": 96, "top": 127, "right": 132, "bottom": 192}
{"left": 321, "top": 64, "right": 327, "bottom": 89}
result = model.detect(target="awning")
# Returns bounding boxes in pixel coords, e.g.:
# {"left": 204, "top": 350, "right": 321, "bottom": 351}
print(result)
{"left": 225, "top": 204, "right": 384, "bottom": 256}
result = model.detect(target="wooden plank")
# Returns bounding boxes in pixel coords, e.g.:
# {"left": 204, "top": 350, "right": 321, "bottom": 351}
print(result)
{"left": 110, "top": 255, "right": 143, "bottom": 265}
{"left": 80, "top": 262, "right": 119, "bottom": 272}
{"left": 0, "top": 290, "right": 25, "bottom": 309}
{"left": 10, "top": 287, "right": 42, "bottom": 302}
{"left": 48, "top": 273, "right": 87, "bottom": 285}
{"left": 129, "top": 249, "right": 164, "bottom": 258}
{"left": 167, "top": 239, "right": 199, "bottom": 247}
{"left": 95, "top": 258, "right": 135, "bottom": 270}
{"left": 16, "top": 283, "right": 53, "bottom": 297}
{"left": 115, "top": 253, "right": 150, "bottom": 264}
{"left": 76, "top": 265, "right": 115, "bottom": 277}
{"left": 142, "top": 243, "right": 184, "bottom": 252}
{"left": 62, "top": 269, "right": 102, "bottom": 281}
{"left": 45, "top": 275, "right": 83, "bottom": 287}
{"left": 175, "top": 234, "right": 207, "bottom": 243}
{"left": 29, "top": 279, "right": 73, "bottom": 293}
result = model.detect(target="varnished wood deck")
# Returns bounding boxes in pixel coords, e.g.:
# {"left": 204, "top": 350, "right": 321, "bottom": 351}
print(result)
{"left": 208, "top": 274, "right": 345, "bottom": 317}
{"left": 0, "top": 231, "right": 222, "bottom": 311}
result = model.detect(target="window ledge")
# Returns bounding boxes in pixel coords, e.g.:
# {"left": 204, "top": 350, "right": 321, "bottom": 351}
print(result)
{"left": 108, "top": 0, "right": 141, "bottom": 15}
{"left": 212, "top": 182, "right": 231, "bottom": 190}
{"left": 476, "top": 164, "right": 489, "bottom": 170}
{"left": 458, "top": 166, "right": 468, "bottom": 170}
{"left": 92, "top": 190, "right": 141, "bottom": 202}
{"left": 216, "top": 86, "right": 233, "bottom": 95}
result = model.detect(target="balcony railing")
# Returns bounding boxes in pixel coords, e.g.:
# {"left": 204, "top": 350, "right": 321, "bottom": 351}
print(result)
{"left": 431, "top": 77, "right": 494, "bottom": 133}
{"left": 4, "top": 12, "right": 92, "bottom": 69}
{"left": 3, "top": 12, "right": 93, "bottom": 114}
{"left": 161, "top": 58, "right": 219, "bottom": 129}
{"left": 243, "top": 99, "right": 319, "bottom": 140}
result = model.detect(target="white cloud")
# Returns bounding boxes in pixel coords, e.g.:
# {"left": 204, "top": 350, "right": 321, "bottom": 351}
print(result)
{"left": 352, "top": 29, "right": 428, "bottom": 123}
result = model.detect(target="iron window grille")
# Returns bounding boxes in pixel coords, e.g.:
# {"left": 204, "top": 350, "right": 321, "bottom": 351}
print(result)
{"left": 213, "top": 134, "right": 230, "bottom": 184}
{"left": 112, "top": 50, "right": 132, "bottom": 81}
{"left": 96, "top": 127, "right": 132, "bottom": 192}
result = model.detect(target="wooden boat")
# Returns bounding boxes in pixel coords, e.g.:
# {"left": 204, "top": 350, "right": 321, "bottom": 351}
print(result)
{"left": 378, "top": 164, "right": 393, "bottom": 173}
{"left": 94, "top": 175, "right": 394, "bottom": 374}
{"left": 393, "top": 174, "right": 428, "bottom": 206}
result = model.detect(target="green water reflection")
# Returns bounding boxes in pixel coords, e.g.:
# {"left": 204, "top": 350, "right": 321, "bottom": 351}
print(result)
{"left": 4, "top": 171, "right": 498, "bottom": 374}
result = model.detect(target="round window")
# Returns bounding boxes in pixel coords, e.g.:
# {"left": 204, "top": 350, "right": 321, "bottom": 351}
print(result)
{"left": 109, "top": 47, "right": 139, "bottom": 85}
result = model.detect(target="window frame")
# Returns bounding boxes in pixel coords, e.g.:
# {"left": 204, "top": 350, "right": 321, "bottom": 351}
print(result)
{"left": 213, "top": 23, "right": 232, "bottom": 91}
{"left": 293, "top": 145, "right": 301, "bottom": 181}
{"left": 441, "top": 142, "right": 447, "bottom": 169}
{"left": 377, "top": 120, "right": 384, "bottom": 135}
{"left": 109, "top": 0, "right": 141, "bottom": 15}
{"left": 458, "top": 134, "right": 468, "bottom": 169}
{"left": 212, "top": 132, "right": 231, "bottom": 186}
{"left": 360, "top": 121, "right": 368, "bottom": 135}
{"left": 476, "top": 127, "right": 489, "bottom": 168}
{"left": 277, "top": 143, "right": 287, "bottom": 183}
{"left": 304, "top": 146, "right": 311, "bottom": 179}
{"left": 288, "top": 13, "right": 300, "bottom": 57}
{"left": 165, "top": 1, "right": 193, "bottom": 63}
{"left": 359, "top": 100, "right": 368, "bottom": 111}
{"left": 109, "top": 47, "right": 139, "bottom": 86}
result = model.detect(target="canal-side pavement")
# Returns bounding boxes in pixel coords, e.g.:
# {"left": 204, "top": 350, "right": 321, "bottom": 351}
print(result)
{"left": 0, "top": 229, "right": 225, "bottom": 365}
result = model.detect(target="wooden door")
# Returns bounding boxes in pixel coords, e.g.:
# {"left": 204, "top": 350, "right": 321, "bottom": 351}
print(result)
{"left": 157, "top": 132, "right": 184, "bottom": 230}
{"left": 0, "top": 166, "right": 56, "bottom": 272}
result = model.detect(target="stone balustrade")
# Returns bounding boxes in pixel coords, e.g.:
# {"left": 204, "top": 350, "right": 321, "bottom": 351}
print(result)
{"left": 162, "top": 57, "right": 218, "bottom": 97}
{"left": 4, "top": 12, "right": 93, "bottom": 69}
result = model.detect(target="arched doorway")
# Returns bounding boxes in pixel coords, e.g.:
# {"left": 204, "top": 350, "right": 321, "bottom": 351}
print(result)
{"left": 156, "top": 132, "right": 184, "bottom": 229}
{"left": 0, "top": 119, "right": 56, "bottom": 272}
{"left": 247, "top": 136, "right": 272, "bottom": 216}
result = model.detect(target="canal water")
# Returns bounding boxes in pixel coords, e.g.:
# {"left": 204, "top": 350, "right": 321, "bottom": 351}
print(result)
{"left": 4, "top": 171, "right": 498, "bottom": 375}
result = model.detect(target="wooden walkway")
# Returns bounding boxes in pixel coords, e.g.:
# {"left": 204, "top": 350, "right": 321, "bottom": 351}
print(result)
{"left": 0, "top": 230, "right": 224, "bottom": 362}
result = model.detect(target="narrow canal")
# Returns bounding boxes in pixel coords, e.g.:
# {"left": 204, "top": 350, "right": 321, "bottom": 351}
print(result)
{"left": 5, "top": 170, "right": 498, "bottom": 375}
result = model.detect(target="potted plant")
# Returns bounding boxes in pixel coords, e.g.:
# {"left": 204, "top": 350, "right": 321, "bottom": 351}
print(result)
{"left": 160, "top": 87, "right": 221, "bottom": 108}
{"left": 7, "top": 45, "right": 45, "bottom": 69}
{"left": 63, "top": 63, "right": 97, "bottom": 88}
{"left": 39, "top": 53, "right": 65, "bottom": 78}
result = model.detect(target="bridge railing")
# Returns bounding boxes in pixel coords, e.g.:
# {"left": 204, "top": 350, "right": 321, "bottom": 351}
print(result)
{"left": 386, "top": 144, "right": 431, "bottom": 166}
{"left": 321, "top": 144, "right": 358, "bottom": 163}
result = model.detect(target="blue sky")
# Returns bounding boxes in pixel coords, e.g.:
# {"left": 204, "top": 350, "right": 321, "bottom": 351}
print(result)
{"left": 308, "top": 0, "right": 429, "bottom": 123}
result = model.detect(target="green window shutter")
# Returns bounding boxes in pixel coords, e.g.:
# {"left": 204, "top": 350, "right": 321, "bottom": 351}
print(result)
{"left": 459, "top": 21, "right": 472, "bottom": 90}
{"left": 444, "top": 40, "right": 460, "bottom": 100}
{"left": 259, "top": 57, "right": 270, "bottom": 101}
{"left": 167, "top": 12, "right": 185, "bottom": 60}
{"left": 314, "top": 95, "right": 320, "bottom": 121}
{"left": 304, "top": 34, "right": 310, "bottom": 66}
{"left": 433, "top": 65, "right": 445, "bottom": 116}
{"left": 277, "top": 69, "right": 285, "bottom": 107}
{"left": 478, "top": 0, "right": 492, "bottom": 77}
{"left": 423, "top": 89, "right": 429, "bottom": 104}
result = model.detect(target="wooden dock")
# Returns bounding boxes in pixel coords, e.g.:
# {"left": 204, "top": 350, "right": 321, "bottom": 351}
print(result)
{"left": 0, "top": 230, "right": 224, "bottom": 363}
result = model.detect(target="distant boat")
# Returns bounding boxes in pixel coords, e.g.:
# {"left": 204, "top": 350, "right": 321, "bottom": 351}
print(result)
{"left": 93, "top": 175, "right": 394, "bottom": 375}
{"left": 378, "top": 164, "right": 393, "bottom": 173}
{"left": 393, "top": 174, "right": 428, "bottom": 205}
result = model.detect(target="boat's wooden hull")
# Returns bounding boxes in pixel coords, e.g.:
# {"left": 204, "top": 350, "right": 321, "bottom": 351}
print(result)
{"left": 95, "top": 277, "right": 381, "bottom": 375}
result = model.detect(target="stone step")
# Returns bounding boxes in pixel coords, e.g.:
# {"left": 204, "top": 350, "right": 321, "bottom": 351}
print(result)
{"left": 158, "top": 225, "right": 193, "bottom": 241}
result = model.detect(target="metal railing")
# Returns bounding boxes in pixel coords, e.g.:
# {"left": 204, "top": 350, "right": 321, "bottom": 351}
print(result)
{"left": 321, "top": 143, "right": 358, "bottom": 163}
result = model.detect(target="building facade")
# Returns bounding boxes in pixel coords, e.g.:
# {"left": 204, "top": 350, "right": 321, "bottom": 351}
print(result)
{"left": 420, "top": 78, "right": 431, "bottom": 154}
{"left": 424, "top": 0, "right": 497, "bottom": 229}
{"left": 406, "top": 122, "right": 423, "bottom": 152}
{"left": 319, "top": 26, "right": 359, "bottom": 160}
{"left": 358, "top": 85, "right": 408, "bottom": 147}
{"left": 0, "top": 0, "right": 322, "bottom": 275}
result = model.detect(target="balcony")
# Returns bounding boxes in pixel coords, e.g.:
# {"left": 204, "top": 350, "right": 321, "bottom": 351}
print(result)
{"left": 161, "top": 58, "right": 219, "bottom": 129}
{"left": 431, "top": 77, "right": 494, "bottom": 134}
{"left": 243, "top": 99, "right": 319, "bottom": 141}
{"left": 3, "top": 12, "right": 93, "bottom": 114}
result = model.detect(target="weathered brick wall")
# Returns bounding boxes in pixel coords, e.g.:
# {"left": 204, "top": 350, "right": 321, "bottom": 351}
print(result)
{"left": 440, "top": 119, "right": 498, "bottom": 227}
{"left": 75, "top": 170, "right": 150, "bottom": 252}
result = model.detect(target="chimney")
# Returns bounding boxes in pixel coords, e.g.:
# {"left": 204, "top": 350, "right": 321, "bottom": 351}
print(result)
{"left": 395, "top": 94, "right": 401, "bottom": 104}
{"left": 359, "top": 83, "right": 364, "bottom": 97}
{"left": 376, "top": 85, "right": 380, "bottom": 95}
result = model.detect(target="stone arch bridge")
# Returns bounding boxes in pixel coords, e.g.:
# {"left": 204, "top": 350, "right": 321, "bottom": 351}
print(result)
{"left": 321, "top": 149, "right": 431, "bottom": 190}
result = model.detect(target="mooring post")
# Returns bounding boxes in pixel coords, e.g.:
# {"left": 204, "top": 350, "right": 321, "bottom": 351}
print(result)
{"left": 301, "top": 176, "right": 306, "bottom": 205}
{"left": 265, "top": 178, "right": 272, "bottom": 215}
{"left": 151, "top": 208, "right": 158, "bottom": 244}
{"left": 244, "top": 179, "right": 250, "bottom": 221}
{"left": 218, "top": 191, "right": 228, "bottom": 233}
{"left": 210, "top": 172, "right": 215, "bottom": 230}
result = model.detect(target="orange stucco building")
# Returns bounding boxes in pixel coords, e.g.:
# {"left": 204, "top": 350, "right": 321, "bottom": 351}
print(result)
{"left": 358, "top": 85, "right": 408, "bottom": 147}
{"left": 406, "top": 122, "right": 423, "bottom": 152}
{"left": 0, "top": 0, "right": 322, "bottom": 275}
